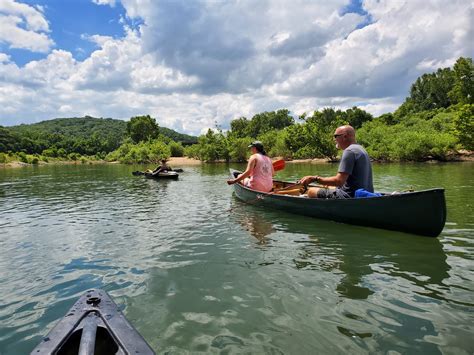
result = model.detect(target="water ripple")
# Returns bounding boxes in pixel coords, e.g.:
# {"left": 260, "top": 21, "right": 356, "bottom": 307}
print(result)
{"left": 0, "top": 163, "right": 473, "bottom": 354}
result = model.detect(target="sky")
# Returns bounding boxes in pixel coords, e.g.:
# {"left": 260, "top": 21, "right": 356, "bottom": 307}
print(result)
{"left": 0, "top": 0, "right": 472, "bottom": 135}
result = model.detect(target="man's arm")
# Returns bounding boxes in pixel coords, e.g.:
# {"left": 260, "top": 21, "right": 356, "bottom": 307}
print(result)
{"left": 317, "top": 172, "right": 348, "bottom": 187}
{"left": 300, "top": 172, "right": 349, "bottom": 187}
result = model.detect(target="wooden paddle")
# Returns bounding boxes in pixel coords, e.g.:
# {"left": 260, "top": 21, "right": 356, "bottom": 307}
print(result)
{"left": 273, "top": 159, "right": 285, "bottom": 171}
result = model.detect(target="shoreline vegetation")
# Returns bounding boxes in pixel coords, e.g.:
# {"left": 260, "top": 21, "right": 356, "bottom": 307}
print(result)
{"left": 1, "top": 151, "right": 473, "bottom": 169}
{"left": 1, "top": 57, "right": 473, "bottom": 167}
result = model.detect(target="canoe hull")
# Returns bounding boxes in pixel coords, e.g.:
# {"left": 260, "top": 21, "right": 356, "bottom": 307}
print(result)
{"left": 230, "top": 169, "right": 446, "bottom": 237}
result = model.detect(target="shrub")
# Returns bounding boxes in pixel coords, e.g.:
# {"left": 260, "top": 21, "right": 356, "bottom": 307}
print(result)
{"left": 267, "top": 131, "right": 292, "bottom": 159}
{"left": 18, "top": 152, "right": 28, "bottom": 163}
{"left": 228, "top": 137, "right": 251, "bottom": 162}
{"left": 184, "top": 144, "right": 200, "bottom": 159}
{"left": 56, "top": 148, "right": 67, "bottom": 158}
{"left": 169, "top": 141, "right": 184, "bottom": 157}
{"left": 148, "top": 140, "right": 171, "bottom": 162}
{"left": 68, "top": 153, "right": 80, "bottom": 161}
{"left": 293, "top": 146, "right": 319, "bottom": 159}
{"left": 42, "top": 148, "right": 58, "bottom": 157}
{"left": 455, "top": 104, "right": 474, "bottom": 150}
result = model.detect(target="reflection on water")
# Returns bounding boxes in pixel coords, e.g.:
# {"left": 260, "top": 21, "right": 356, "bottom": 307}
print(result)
{"left": 233, "top": 204, "right": 275, "bottom": 245}
{"left": 0, "top": 163, "right": 473, "bottom": 354}
{"left": 231, "top": 198, "right": 451, "bottom": 299}
{"left": 227, "top": 191, "right": 470, "bottom": 354}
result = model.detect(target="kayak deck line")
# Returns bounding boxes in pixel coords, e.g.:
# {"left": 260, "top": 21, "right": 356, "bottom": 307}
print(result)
{"left": 31, "top": 289, "right": 155, "bottom": 355}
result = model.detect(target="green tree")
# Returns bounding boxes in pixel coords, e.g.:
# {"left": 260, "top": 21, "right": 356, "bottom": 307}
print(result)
{"left": 449, "top": 57, "right": 474, "bottom": 105}
{"left": 343, "top": 107, "right": 373, "bottom": 129}
{"left": 229, "top": 117, "right": 250, "bottom": 139}
{"left": 395, "top": 59, "right": 473, "bottom": 116}
{"left": 266, "top": 130, "right": 292, "bottom": 158}
{"left": 245, "top": 109, "right": 294, "bottom": 138}
{"left": 0, "top": 127, "right": 17, "bottom": 152}
{"left": 454, "top": 104, "right": 474, "bottom": 150}
{"left": 409, "top": 68, "right": 455, "bottom": 111}
{"left": 228, "top": 137, "right": 251, "bottom": 162}
{"left": 196, "top": 129, "right": 229, "bottom": 162}
{"left": 304, "top": 109, "right": 345, "bottom": 159}
{"left": 126, "top": 115, "right": 160, "bottom": 143}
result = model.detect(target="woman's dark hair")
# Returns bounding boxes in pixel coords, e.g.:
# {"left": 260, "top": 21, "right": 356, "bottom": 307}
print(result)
{"left": 256, "top": 146, "right": 267, "bottom": 155}
{"left": 250, "top": 141, "right": 266, "bottom": 155}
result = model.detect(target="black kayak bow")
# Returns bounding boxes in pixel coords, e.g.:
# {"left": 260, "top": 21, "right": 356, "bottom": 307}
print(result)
{"left": 31, "top": 289, "right": 155, "bottom": 355}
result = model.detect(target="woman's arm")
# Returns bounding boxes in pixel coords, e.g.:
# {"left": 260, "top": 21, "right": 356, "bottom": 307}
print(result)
{"left": 227, "top": 156, "right": 257, "bottom": 185}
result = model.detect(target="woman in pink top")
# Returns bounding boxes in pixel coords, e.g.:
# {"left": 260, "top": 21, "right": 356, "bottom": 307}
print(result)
{"left": 227, "top": 141, "right": 274, "bottom": 192}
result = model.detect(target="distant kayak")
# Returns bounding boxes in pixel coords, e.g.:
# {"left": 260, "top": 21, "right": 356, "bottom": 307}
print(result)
{"left": 31, "top": 289, "right": 155, "bottom": 354}
{"left": 145, "top": 171, "right": 179, "bottom": 179}
{"left": 132, "top": 170, "right": 180, "bottom": 179}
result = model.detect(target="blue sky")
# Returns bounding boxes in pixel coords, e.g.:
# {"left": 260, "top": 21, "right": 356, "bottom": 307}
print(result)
{"left": 5, "top": 0, "right": 132, "bottom": 64}
{"left": 0, "top": 0, "right": 472, "bottom": 135}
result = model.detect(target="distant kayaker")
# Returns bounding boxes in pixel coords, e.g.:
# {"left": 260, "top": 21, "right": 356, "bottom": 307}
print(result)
{"left": 151, "top": 158, "right": 171, "bottom": 175}
{"left": 227, "top": 141, "right": 274, "bottom": 192}
{"left": 299, "top": 125, "right": 374, "bottom": 198}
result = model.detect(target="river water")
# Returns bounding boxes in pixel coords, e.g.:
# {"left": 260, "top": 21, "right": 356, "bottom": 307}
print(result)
{"left": 0, "top": 162, "right": 473, "bottom": 354}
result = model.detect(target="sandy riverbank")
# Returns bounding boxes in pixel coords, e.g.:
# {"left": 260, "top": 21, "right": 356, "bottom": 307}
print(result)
{"left": 285, "top": 158, "right": 332, "bottom": 164}
{"left": 0, "top": 156, "right": 203, "bottom": 169}
{"left": 1, "top": 151, "right": 472, "bottom": 169}
{"left": 167, "top": 157, "right": 202, "bottom": 166}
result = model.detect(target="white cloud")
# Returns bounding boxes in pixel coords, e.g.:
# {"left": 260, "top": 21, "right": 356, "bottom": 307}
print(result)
{"left": 273, "top": 0, "right": 472, "bottom": 100}
{"left": 92, "top": 0, "right": 116, "bottom": 6}
{"left": 0, "top": 0, "right": 472, "bottom": 134}
{"left": 69, "top": 29, "right": 199, "bottom": 93}
{"left": 0, "top": 0, "right": 49, "bottom": 31}
{"left": 0, "top": 52, "right": 10, "bottom": 62}
{"left": 122, "top": 0, "right": 360, "bottom": 94}
{"left": 0, "top": 0, "right": 53, "bottom": 52}
{"left": 81, "top": 34, "right": 114, "bottom": 47}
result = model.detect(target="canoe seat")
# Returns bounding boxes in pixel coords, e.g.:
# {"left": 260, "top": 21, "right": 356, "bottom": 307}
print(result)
{"left": 273, "top": 182, "right": 307, "bottom": 196}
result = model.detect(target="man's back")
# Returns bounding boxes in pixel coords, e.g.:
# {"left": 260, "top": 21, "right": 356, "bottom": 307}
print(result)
{"left": 338, "top": 144, "right": 373, "bottom": 195}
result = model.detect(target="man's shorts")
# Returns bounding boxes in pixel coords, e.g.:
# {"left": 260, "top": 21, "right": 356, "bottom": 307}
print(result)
{"left": 316, "top": 188, "right": 351, "bottom": 199}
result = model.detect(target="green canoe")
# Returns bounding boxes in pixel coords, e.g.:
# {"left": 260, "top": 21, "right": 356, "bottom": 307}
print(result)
{"left": 229, "top": 169, "right": 446, "bottom": 237}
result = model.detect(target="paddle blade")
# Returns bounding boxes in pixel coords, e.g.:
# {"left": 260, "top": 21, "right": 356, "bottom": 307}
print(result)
{"left": 273, "top": 159, "right": 285, "bottom": 171}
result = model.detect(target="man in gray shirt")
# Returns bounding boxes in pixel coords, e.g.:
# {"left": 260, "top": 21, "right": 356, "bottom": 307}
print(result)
{"left": 299, "top": 125, "right": 373, "bottom": 198}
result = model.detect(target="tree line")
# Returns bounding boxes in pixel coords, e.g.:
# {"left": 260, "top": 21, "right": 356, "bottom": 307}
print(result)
{"left": 185, "top": 57, "right": 473, "bottom": 162}
{"left": 0, "top": 57, "right": 472, "bottom": 165}
{"left": 0, "top": 115, "right": 197, "bottom": 164}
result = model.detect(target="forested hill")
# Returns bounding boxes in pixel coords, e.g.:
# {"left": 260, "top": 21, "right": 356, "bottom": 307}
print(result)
{"left": 9, "top": 116, "right": 198, "bottom": 144}
{"left": 10, "top": 116, "right": 127, "bottom": 142}
{"left": 1, "top": 116, "right": 197, "bottom": 156}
